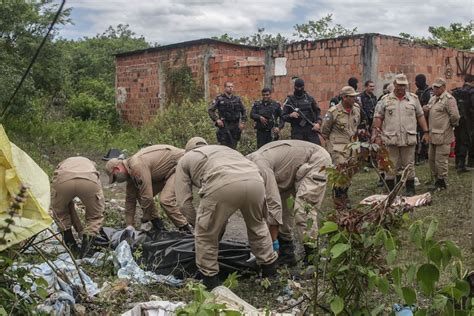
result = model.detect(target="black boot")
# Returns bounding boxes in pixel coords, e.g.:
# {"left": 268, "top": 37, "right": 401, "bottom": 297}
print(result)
{"left": 405, "top": 179, "right": 416, "bottom": 197}
{"left": 150, "top": 218, "right": 166, "bottom": 232}
{"left": 202, "top": 275, "right": 219, "bottom": 290}
{"left": 261, "top": 260, "right": 277, "bottom": 278}
{"left": 80, "top": 234, "right": 96, "bottom": 259}
{"left": 276, "top": 238, "right": 297, "bottom": 266}
{"left": 61, "top": 229, "right": 80, "bottom": 255}
{"left": 430, "top": 178, "right": 447, "bottom": 191}
{"left": 385, "top": 179, "right": 396, "bottom": 192}
{"left": 457, "top": 160, "right": 469, "bottom": 173}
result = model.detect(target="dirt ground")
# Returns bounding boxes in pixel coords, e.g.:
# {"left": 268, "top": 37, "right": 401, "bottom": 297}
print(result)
{"left": 88, "top": 158, "right": 473, "bottom": 314}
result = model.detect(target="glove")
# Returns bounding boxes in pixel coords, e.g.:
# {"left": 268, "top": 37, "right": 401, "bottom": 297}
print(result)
{"left": 272, "top": 239, "right": 280, "bottom": 252}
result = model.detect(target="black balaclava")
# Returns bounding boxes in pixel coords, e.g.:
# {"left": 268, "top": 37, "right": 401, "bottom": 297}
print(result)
{"left": 348, "top": 77, "right": 358, "bottom": 90}
{"left": 294, "top": 78, "right": 305, "bottom": 97}
{"left": 415, "top": 74, "right": 427, "bottom": 90}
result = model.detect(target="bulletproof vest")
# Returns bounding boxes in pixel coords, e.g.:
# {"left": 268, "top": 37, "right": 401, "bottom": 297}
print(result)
{"left": 416, "top": 86, "right": 433, "bottom": 106}
{"left": 288, "top": 94, "right": 315, "bottom": 126}
{"left": 360, "top": 92, "right": 377, "bottom": 121}
{"left": 215, "top": 95, "right": 242, "bottom": 122}
{"left": 452, "top": 85, "right": 474, "bottom": 120}
{"left": 254, "top": 100, "right": 278, "bottom": 130}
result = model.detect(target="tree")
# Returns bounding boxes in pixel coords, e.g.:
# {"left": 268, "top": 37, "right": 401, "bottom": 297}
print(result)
{"left": 399, "top": 21, "right": 474, "bottom": 50}
{"left": 293, "top": 14, "right": 357, "bottom": 40}
{"left": 213, "top": 28, "right": 288, "bottom": 47}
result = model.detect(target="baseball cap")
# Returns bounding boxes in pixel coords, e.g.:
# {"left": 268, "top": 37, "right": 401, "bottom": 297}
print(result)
{"left": 105, "top": 158, "right": 122, "bottom": 184}
{"left": 432, "top": 77, "right": 446, "bottom": 87}
{"left": 185, "top": 137, "right": 208, "bottom": 152}
{"left": 394, "top": 74, "right": 409, "bottom": 85}
{"left": 340, "top": 86, "right": 359, "bottom": 97}
{"left": 294, "top": 78, "right": 305, "bottom": 88}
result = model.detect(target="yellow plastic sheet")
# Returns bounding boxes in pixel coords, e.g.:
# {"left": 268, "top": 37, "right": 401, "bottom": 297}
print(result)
{"left": 0, "top": 125, "right": 52, "bottom": 251}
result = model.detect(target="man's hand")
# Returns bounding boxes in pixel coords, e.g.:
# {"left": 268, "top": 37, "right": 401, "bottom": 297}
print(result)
{"left": 422, "top": 105, "right": 430, "bottom": 114}
{"left": 239, "top": 122, "right": 245, "bottom": 131}
{"left": 216, "top": 119, "right": 224, "bottom": 128}
{"left": 422, "top": 132, "right": 430, "bottom": 143}
{"left": 259, "top": 116, "right": 268, "bottom": 125}
{"left": 272, "top": 127, "right": 280, "bottom": 134}
{"left": 289, "top": 112, "right": 300, "bottom": 119}
{"left": 312, "top": 122, "right": 321, "bottom": 132}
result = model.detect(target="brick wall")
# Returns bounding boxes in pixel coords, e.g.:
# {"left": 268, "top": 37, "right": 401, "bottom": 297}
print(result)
{"left": 268, "top": 36, "right": 365, "bottom": 111}
{"left": 115, "top": 40, "right": 265, "bottom": 125}
{"left": 116, "top": 35, "right": 473, "bottom": 125}
{"left": 375, "top": 35, "right": 473, "bottom": 93}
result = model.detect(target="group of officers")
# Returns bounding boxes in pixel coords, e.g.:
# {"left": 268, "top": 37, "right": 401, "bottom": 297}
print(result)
{"left": 51, "top": 73, "right": 474, "bottom": 290}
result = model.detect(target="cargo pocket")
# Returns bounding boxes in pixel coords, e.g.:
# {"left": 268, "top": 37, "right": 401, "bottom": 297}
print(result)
{"left": 406, "top": 130, "right": 417, "bottom": 146}
{"left": 196, "top": 200, "right": 217, "bottom": 232}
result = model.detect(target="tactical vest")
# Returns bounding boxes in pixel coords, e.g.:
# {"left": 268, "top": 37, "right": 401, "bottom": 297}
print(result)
{"left": 288, "top": 94, "right": 316, "bottom": 126}
{"left": 253, "top": 100, "right": 279, "bottom": 130}
{"left": 452, "top": 85, "right": 474, "bottom": 121}
{"left": 215, "top": 95, "right": 242, "bottom": 122}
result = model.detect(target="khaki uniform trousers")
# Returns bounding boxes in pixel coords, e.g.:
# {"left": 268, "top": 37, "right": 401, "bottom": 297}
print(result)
{"left": 279, "top": 157, "right": 330, "bottom": 242}
{"left": 126, "top": 172, "right": 188, "bottom": 227}
{"left": 52, "top": 178, "right": 104, "bottom": 235}
{"left": 386, "top": 145, "right": 416, "bottom": 180}
{"left": 195, "top": 180, "right": 277, "bottom": 277}
{"left": 428, "top": 144, "right": 450, "bottom": 180}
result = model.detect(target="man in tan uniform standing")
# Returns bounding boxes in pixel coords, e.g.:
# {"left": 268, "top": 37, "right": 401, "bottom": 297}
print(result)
{"left": 175, "top": 137, "right": 277, "bottom": 289}
{"left": 247, "top": 140, "right": 331, "bottom": 265}
{"left": 321, "top": 86, "right": 363, "bottom": 208}
{"left": 105, "top": 145, "right": 191, "bottom": 233}
{"left": 423, "top": 78, "right": 460, "bottom": 190}
{"left": 372, "top": 74, "right": 430, "bottom": 196}
{"left": 52, "top": 156, "right": 105, "bottom": 258}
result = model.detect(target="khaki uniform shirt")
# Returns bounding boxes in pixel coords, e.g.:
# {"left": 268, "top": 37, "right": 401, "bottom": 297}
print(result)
{"left": 321, "top": 103, "right": 361, "bottom": 153}
{"left": 53, "top": 157, "right": 100, "bottom": 185}
{"left": 175, "top": 145, "right": 263, "bottom": 216}
{"left": 247, "top": 140, "right": 329, "bottom": 224}
{"left": 426, "top": 91, "right": 460, "bottom": 145}
{"left": 374, "top": 92, "right": 424, "bottom": 146}
{"left": 124, "top": 145, "right": 184, "bottom": 217}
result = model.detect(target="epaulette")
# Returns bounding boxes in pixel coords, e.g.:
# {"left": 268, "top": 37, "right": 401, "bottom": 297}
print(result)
{"left": 380, "top": 94, "right": 390, "bottom": 101}
{"left": 409, "top": 92, "right": 419, "bottom": 99}
{"left": 445, "top": 93, "right": 453, "bottom": 99}
{"left": 327, "top": 106, "right": 337, "bottom": 113}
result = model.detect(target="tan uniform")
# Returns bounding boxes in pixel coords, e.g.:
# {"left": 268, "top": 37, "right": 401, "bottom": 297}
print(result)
{"left": 124, "top": 145, "right": 188, "bottom": 227}
{"left": 374, "top": 92, "right": 424, "bottom": 180}
{"left": 321, "top": 102, "right": 361, "bottom": 164}
{"left": 426, "top": 92, "right": 460, "bottom": 179}
{"left": 175, "top": 145, "right": 277, "bottom": 277}
{"left": 247, "top": 140, "right": 331, "bottom": 242}
{"left": 52, "top": 157, "right": 104, "bottom": 235}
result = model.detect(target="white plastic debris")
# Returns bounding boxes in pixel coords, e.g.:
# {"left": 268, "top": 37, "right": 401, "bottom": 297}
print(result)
{"left": 114, "top": 241, "right": 182, "bottom": 287}
{"left": 121, "top": 301, "right": 185, "bottom": 316}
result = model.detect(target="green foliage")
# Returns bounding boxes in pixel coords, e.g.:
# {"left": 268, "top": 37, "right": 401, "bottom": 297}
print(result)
{"left": 176, "top": 282, "right": 242, "bottom": 315}
{"left": 223, "top": 272, "right": 240, "bottom": 289}
{"left": 0, "top": 186, "right": 49, "bottom": 314}
{"left": 213, "top": 28, "right": 289, "bottom": 47}
{"left": 166, "top": 66, "right": 204, "bottom": 105}
{"left": 293, "top": 14, "right": 358, "bottom": 41}
{"left": 399, "top": 21, "right": 474, "bottom": 50}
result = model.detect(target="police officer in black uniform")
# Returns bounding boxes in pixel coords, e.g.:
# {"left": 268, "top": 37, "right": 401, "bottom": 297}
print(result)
{"left": 250, "top": 87, "right": 283, "bottom": 148}
{"left": 453, "top": 74, "right": 474, "bottom": 171}
{"left": 282, "top": 78, "right": 322, "bottom": 144}
{"left": 360, "top": 80, "right": 377, "bottom": 130}
{"left": 415, "top": 74, "right": 433, "bottom": 165}
{"left": 208, "top": 82, "right": 247, "bottom": 149}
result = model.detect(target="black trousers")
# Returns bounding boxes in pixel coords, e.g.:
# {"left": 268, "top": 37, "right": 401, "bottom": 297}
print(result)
{"left": 256, "top": 129, "right": 273, "bottom": 149}
{"left": 290, "top": 125, "right": 320, "bottom": 145}
{"left": 216, "top": 122, "right": 241, "bottom": 149}
{"left": 455, "top": 123, "right": 470, "bottom": 167}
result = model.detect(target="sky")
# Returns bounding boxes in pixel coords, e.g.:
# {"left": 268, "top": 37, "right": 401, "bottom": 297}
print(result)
{"left": 58, "top": 0, "right": 473, "bottom": 45}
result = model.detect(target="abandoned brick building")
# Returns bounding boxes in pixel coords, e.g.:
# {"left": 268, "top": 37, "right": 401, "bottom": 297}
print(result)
{"left": 115, "top": 33, "right": 474, "bottom": 125}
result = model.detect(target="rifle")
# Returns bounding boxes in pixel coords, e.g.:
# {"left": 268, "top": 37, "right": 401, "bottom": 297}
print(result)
{"left": 283, "top": 98, "right": 317, "bottom": 128}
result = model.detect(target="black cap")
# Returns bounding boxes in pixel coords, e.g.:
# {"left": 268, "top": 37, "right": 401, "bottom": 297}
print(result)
{"left": 294, "top": 78, "right": 305, "bottom": 87}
